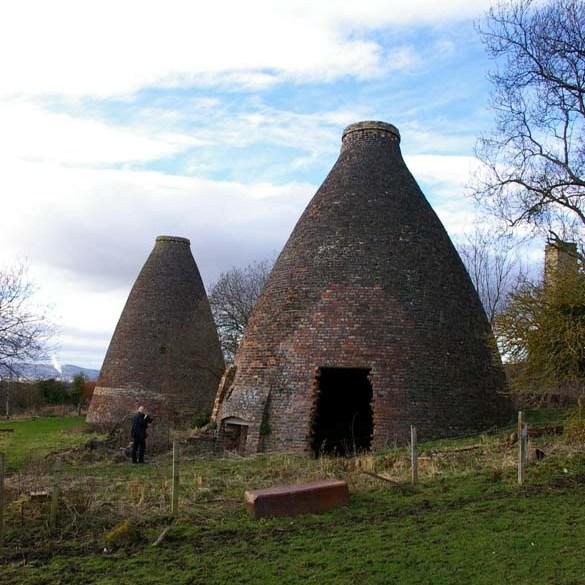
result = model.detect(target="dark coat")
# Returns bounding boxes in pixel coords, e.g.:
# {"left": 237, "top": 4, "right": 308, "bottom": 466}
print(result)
{"left": 131, "top": 412, "right": 151, "bottom": 441}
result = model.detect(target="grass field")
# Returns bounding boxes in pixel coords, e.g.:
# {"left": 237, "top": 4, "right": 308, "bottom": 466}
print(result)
{"left": 1, "top": 412, "right": 584, "bottom": 585}
{"left": 0, "top": 416, "right": 103, "bottom": 472}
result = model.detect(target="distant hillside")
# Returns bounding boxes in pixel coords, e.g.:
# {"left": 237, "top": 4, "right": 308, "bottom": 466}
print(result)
{"left": 61, "top": 364, "right": 100, "bottom": 381}
{"left": 1, "top": 363, "right": 100, "bottom": 382}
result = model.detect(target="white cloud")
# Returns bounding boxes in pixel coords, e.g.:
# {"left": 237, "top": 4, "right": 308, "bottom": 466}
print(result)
{"left": 0, "top": 159, "right": 312, "bottom": 284}
{"left": 406, "top": 154, "right": 480, "bottom": 187}
{"left": 0, "top": 0, "right": 500, "bottom": 369}
{"left": 300, "top": 0, "right": 490, "bottom": 27}
{"left": 0, "top": 156, "right": 314, "bottom": 367}
{"left": 0, "top": 100, "right": 200, "bottom": 166}
{"left": 2, "top": 0, "right": 491, "bottom": 99}
{"left": 0, "top": 97, "right": 367, "bottom": 178}
{"left": 404, "top": 154, "right": 483, "bottom": 237}
{"left": 29, "top": 265, "right": 126, "bottom": 368}
{"left": 1, "top": 150, "right": 488, "bottom": 367}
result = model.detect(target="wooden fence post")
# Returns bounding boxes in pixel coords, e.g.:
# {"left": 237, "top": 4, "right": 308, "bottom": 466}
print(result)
{"left": 171, "top": 441, "right": 179, "bottom": 516}
{"left": 518, "top": 412, "right": 527, "bottom": 486}
{"left": 518, "top": 410, "right": 523, "bottom": 434}
{"left": 49, "top": 460, "right": 61, "bottom": 531}
{"left": 0, "top": 453, "right": 5, "bottom": 544}
{"left": 410, "top": 426, "right": 418, "bottom": 486}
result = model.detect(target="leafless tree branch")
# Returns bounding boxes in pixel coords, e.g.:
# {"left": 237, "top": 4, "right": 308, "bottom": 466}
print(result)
{"left": 457, "top": 228, "right": 526, "bottom": 325}
{"left": 0, "top": 262, "right": 53, "bottom": 379}
{"left": 209, "top": 259, "right": 273, "bottom": 363}
{"left": 473, "top": 0, "right": 585, "bottom": 251}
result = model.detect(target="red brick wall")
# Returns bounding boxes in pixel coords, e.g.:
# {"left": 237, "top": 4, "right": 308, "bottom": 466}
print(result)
{"left": 218, "top": 121, "right": 509, "bottom": 453}
{"left": 87, "top": 236, "right": 225, "bottom": 428}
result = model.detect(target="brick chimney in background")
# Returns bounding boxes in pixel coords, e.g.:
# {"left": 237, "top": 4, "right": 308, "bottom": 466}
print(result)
{"left": 544, "top": 240, "right": 579, "bottom": 287}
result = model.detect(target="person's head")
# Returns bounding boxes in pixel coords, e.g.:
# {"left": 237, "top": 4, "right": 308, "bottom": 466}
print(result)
{"left": 138, "top": 406, "right": 145, "bottom": 414}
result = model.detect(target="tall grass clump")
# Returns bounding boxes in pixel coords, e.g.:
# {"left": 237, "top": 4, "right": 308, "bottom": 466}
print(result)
{"left": 564, "top": 398, "right": 585, "bottom": 443}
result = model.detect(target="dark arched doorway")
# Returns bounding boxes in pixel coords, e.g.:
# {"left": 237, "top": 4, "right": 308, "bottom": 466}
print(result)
{"left": 311, "top": 367, "right": 373, "bottom": 456}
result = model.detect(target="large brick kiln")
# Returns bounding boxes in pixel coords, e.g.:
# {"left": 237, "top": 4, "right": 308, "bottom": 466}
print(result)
{"left": 215, "top": 121, "right": 509, "bottom": 455}
{"left": 87, "top": 236, "right": 224, "bottom": 430}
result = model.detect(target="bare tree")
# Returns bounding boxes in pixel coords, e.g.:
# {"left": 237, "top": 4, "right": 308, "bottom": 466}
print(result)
{"left": 0, "top": 262, "right": 52, "bottom": 380}
{"left": 457, "top": 228, "right": 525, "bottom": 325}
{"left": 474, "top": 0, "right": 585, "bottom": 251}
{"left": 209, "top": 259, "right": 273, "bottom": 363}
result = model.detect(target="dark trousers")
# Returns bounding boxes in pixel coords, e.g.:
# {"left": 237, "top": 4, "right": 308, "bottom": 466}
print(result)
{"left": 132, "top": 438, "right": 146, "bottom": 463}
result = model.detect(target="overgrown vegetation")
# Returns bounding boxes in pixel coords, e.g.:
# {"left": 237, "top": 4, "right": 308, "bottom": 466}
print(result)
{"left": 564, "top": 399, "right": 585, "bottom": 442}
{"left": 496, "top": 261, "right": 585, "bottom": 402}
{"left": 1, "top": 410, "right": 584, "bottom": 584}
{"left": 191, "top": 411, "right": 211, "bottom": 429}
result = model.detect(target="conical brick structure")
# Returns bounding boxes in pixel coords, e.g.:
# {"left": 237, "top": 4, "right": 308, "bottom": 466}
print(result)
{"left": 216, "top": 121, "right": 509, "bottom": 455}
{"left": 87, "top": 236, "right": 225, "bottom": 429}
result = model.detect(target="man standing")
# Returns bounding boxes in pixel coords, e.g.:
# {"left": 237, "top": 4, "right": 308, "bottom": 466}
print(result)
{"left": 131, "top": 406, "right": 152, "bottom": 464}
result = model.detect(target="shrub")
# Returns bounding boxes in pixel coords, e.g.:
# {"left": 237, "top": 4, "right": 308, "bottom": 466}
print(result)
{"left": 104, "top": 520, "right": 141, "bottom": 549}
{"left": 191, "top": 412, "right": 211, "bottom": 429}
{"left": 37, "top": 379, "right": 70, "bottom": 404}
{"left": 564, "top": 398, "right": 585, "bottom": 443}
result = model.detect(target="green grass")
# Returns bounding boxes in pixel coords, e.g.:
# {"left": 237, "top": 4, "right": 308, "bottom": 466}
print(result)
{"left": 525, "top": 407, "right": 569, "bottom": 426}
{"left": 0, "top": 416, "right": 102, "bottom": 472}
{"left": 4, "top": 467, "right": 585, "bottom": 585}
{"left": 1, "top": 416, "right": 585, "bottom": 584}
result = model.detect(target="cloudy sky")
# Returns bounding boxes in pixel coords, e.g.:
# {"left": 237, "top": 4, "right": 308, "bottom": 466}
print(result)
{"left": 2, "top": 0, "right": 536, "bottom": 369}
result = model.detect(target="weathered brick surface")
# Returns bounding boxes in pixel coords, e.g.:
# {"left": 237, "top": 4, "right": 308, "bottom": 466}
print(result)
{"left": 87, "top": 236, "right": 225, "bottom": 428}
{"left": 217, "top": 121, "right": 510, "bottom": 453}
{"left": 544, "top": 241, "right": 579, "bottom": 285}
{"left": 245, "top": 479, "right": 349, "bottom": 518}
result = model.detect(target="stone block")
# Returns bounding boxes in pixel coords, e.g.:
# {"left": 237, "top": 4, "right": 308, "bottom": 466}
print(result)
{"left": 245, "top": 479, "right": 349, "bottom": 519}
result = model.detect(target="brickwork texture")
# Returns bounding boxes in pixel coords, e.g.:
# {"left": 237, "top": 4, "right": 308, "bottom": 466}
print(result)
{"left": 217, "top": 121, "right": 510, "bottom": 454}
{"left": 87, "top": 236, "right": 225, "bottom": 429}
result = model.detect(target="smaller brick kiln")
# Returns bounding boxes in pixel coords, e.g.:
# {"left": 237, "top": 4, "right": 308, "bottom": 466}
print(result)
{"left": 215, "top": 121, "right": 510, "bottom": 455}
{"left": 87, "top": 236, "right": 224, "bottom": 430}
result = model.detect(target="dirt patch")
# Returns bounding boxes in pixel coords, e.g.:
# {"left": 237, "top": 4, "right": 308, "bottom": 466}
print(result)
{"left": 549, "top": 473, "right": 585, "bottom": 489}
